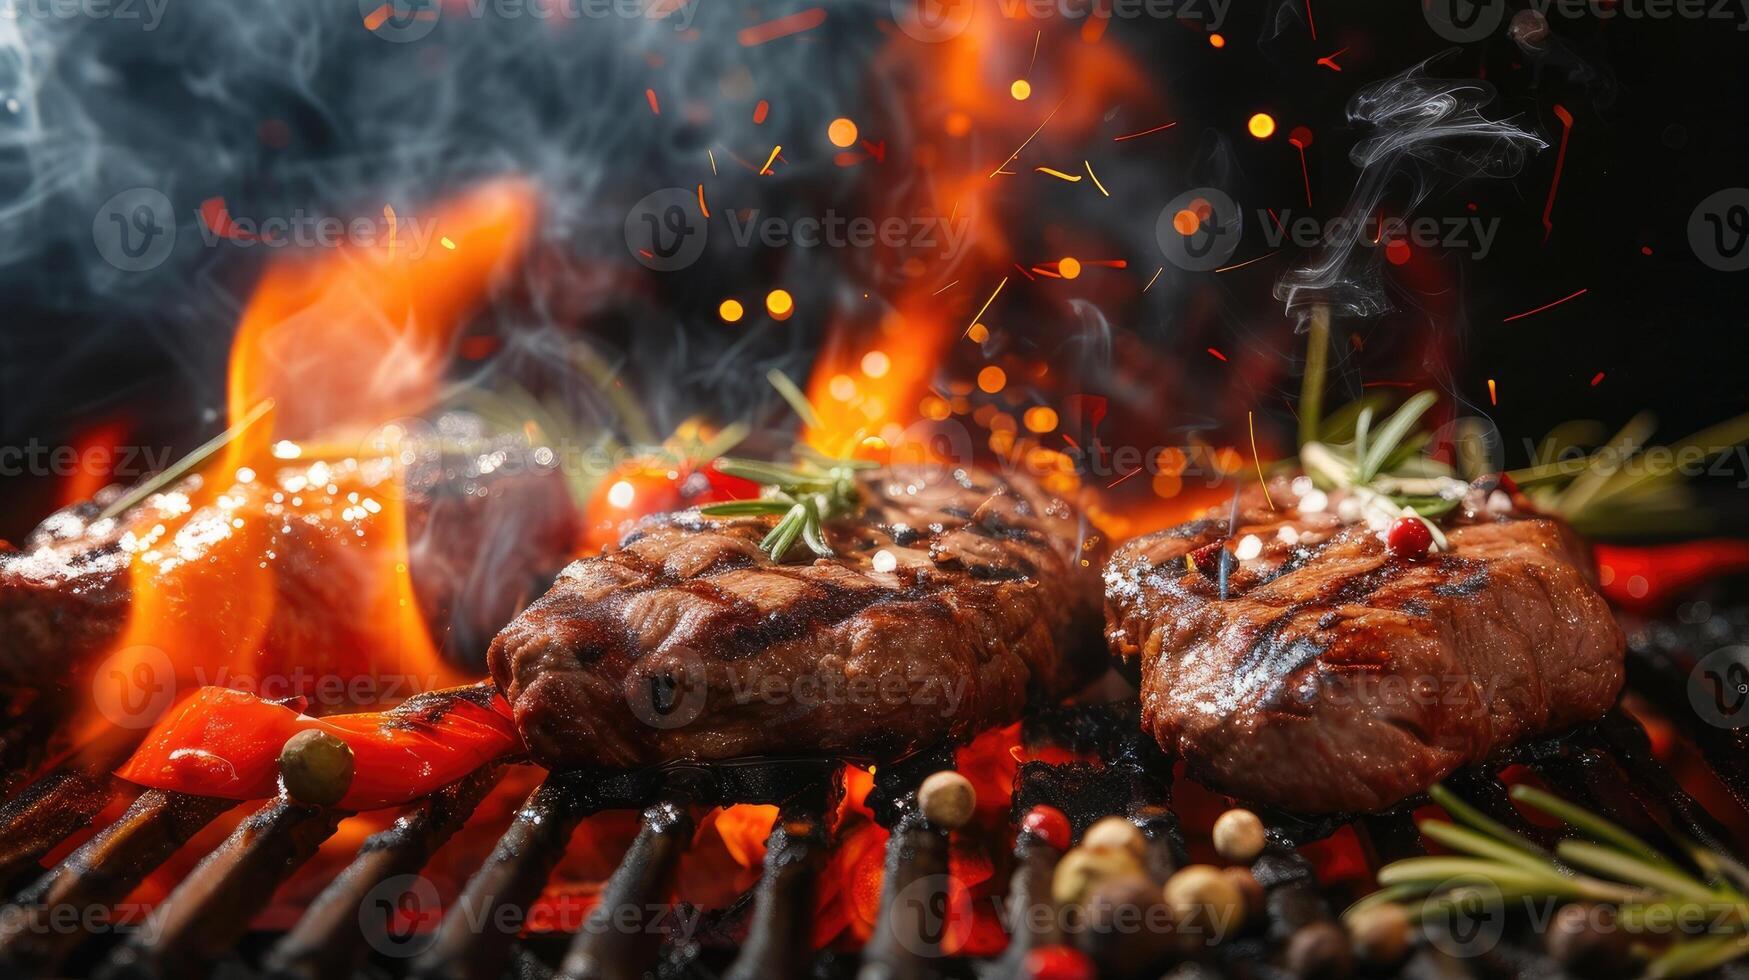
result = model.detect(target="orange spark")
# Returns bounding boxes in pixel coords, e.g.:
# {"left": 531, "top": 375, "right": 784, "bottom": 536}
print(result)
{"left": 758, "top": 145, "right": 782, "bottom": 175}
{"left": 737, "top": 7, "right": 826, "bottom": 46}
{"left": 1502, "top": 287, "right": 1589, "bottom": 323}
{"left": 963, "top": 277, "right": 1008, "bottom": 337}
{"left": 1113, "top": 121, "right": 1177, "bottom": 142}
{"left": 1084, "top": 160, "right": 1109, "bottom": 196}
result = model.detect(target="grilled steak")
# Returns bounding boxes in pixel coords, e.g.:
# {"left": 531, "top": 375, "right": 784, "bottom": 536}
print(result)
{"left": 0, "top": 456, "right": 574, "bottom": 692}
{"left": 489, "top": 465, "right": 1105, "bottom": 769}
{"left": 1104, "top": 479, "right": 1624, "bottom": 812}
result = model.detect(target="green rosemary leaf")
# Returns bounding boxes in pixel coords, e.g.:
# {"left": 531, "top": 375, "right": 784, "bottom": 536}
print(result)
{"left": 799, "top": 498, "right": 833, "bottom": 557}
{"left": 1297, "top": 305, "right": 1331, "bottom": 449}
{"left": 1556, "top": 840, "right": 1716, "bottom": 903}
{"left": 1418, "top": 820, "right": 1549, "bottom": 875}
{"left": 1644, "top": 933, "right": 1749, "bottom": 979}
{"left": 796, "top": 445, "right": 879, "bottom": 470}
{"left": 767, "top": 369, "right": 822, "bottom": 431}
{"left": 713, "top": 457, "right": 821, "bottom": 487}
{"left": 760, "top": 505, "right": 807, "bottom": 560}
{"left": 1354, "top": 406, "right": 1373, "bottom": 468}
{"left": 700, "top": 500, "right": 793, "bottom": 517}
{"left": 1428, "top": 784, "right": 1547, "bottom": 859}
{"left": 1510, "top": 785, "right": 1672, "bottom": 868}
{"left": 1358, "top": 391, "right": 1438, "bottom": 484}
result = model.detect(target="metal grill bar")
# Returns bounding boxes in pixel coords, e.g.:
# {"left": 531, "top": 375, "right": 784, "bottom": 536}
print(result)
{"left": 555, "top": 800, "right": 693, "bottom": 980}
{"left": 98, "top": 798, "right": 345, "bottom": 979}
{"left": 722, "top": 790, "right": 832, "bottom": 980}
{"left": 0, "top": 789, "right": 237, "bottom": 975}
{"left": 409, "top": 772, "right": 616, "bottom": 980}
{"left": 858, "top": 810, "right": 949, "bottom": 980}
{"left": 262, "top": 764, "right": 507, "bottom": 980}
{"left": 0, "top": 725, "right": 141, "bottom": 887}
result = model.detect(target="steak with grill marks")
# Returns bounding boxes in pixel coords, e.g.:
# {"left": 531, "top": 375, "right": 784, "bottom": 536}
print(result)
{"left": 489, "top": 465, "right": 1106, "bottom": 769}
{"left": 1103, "top": 479, "right": 1624, "bottom": 813}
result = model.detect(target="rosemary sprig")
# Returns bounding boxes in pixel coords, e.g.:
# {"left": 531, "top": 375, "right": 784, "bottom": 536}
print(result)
{"left": 699, "top": 457, "right": 863, "bottom": 562}
{"left": 1508, "top": 412, "right": 1749, "bottom": 538}
{"left": 1348, "top": 782, "right": 1749, "bottom": 978}
{"left": 1298, "top": 391, "right": 1465, "bottom": 550}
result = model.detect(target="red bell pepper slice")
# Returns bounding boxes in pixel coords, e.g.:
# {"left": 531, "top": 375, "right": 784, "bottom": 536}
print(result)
{"left": 115, "top": 682, "right": 523, "bottom": 810}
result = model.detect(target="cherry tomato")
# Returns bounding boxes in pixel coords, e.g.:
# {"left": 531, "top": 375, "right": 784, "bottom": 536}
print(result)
{"left": 1385, "top": 516, "right": 1433, "bottom": 559}
{"left": 580, "top": 459, "right": 760, "bottom": 553}
{"left": 1020, "top": 805, "right": 1072, "bottom": 850}
{"left": 1023, "top": 945, "right": 1095, "bottom": 980}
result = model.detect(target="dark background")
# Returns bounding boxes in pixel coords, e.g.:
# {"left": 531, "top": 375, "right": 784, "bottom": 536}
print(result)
{"left": 3, "top": 0, "right": 1747, "bottom": 539}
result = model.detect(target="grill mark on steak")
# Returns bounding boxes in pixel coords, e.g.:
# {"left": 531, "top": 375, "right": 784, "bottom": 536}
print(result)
{"left": 491, "top": 465, "right": 1106, "bottom": 770}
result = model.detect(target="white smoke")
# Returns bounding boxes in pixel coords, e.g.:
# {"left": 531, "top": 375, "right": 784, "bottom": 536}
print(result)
{"left": 1274, "top": 54, "right": 1548, "bottom": 328}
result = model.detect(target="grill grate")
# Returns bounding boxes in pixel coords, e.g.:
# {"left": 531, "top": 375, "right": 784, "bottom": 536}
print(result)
{"left": 0, "top": 635, "right": 1745, "bottom": 979}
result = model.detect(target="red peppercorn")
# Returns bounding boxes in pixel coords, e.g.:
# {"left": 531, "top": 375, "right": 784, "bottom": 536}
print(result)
{"left": 1021, "top": 805, "right": 1072, "bottom": 850}
{"left": 1023, "top": 945, "right": 1095, "bottom": 980}
{"left": 1386, "top": 516, "right": 1433, "bottom": 558}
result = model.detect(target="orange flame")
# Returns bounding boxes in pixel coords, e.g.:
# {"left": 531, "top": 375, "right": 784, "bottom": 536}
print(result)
{"left": 100, "top": 180, "right": 538, "bottom": 721}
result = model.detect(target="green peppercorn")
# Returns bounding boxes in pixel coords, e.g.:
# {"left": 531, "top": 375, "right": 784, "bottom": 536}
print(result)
{"left": 278, "top": 729, "right": 354, "bottom": 807}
